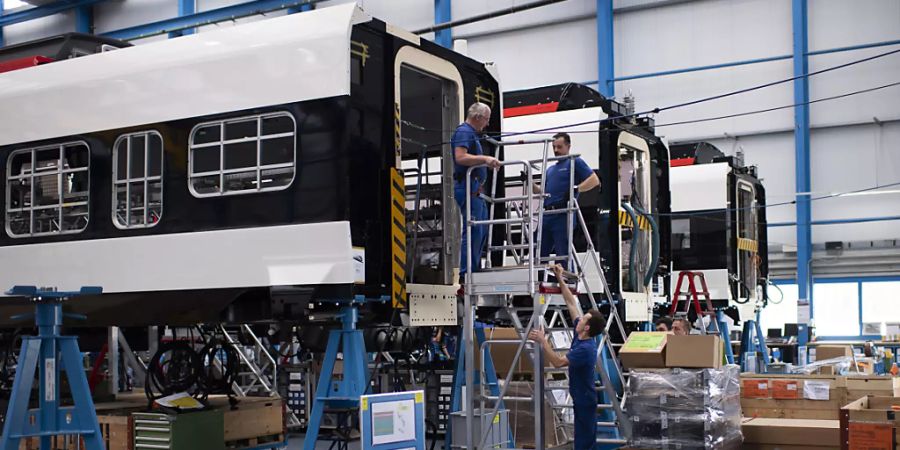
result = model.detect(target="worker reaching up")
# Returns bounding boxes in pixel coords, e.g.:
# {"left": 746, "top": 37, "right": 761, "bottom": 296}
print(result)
{"left": 529, "top": 264, "right": 606, "bottom": 450}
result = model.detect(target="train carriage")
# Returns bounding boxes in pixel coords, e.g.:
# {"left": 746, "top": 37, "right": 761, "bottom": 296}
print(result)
{"left": 0, "top": 4, "right": 500, "bottom": 327}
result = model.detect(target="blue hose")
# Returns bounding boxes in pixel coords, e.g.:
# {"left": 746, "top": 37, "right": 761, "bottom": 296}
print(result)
{"left": 633, "top": 204, "right": 660, "bottom": 288}
{"left": 620, "top": 202, "right": 640, "bottom": 291}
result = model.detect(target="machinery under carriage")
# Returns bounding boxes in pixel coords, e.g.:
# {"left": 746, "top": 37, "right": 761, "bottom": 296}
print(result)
{"left": 668, "top": 141, "right": 770, "bottom": 323}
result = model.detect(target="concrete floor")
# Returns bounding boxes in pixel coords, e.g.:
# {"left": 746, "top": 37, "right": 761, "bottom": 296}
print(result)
{"left": 284, "top": 434, "right": 441, "bottom": 450}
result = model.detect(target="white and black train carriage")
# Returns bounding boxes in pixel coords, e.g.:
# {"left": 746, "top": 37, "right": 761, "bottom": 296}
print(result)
{"left": 668, "top": 141, "right": 769, "bottom": 323}
{"left": 0, "top": 4, "right": 501, "bottom": 328}
{"left": 501, "top": 83, "right": 673, "bottom": 327}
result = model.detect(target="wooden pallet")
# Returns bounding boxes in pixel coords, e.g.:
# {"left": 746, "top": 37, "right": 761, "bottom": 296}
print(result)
{"left": 225, "top": 433, "right": 285, "bottom": 449}
{"left": 18, "top": 413, "right": 133, "bottom": 450}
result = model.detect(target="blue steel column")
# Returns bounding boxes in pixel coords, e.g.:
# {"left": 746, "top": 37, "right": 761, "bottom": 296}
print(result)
{"left": 596, "top": 0, "right": 614, "bottom": 98}
{"left": 287, "top": 3, "right": 312, "bottom": 14}
{"left": 792, "top": 0, "right": 812, "bottom": 347}
{"left": 0, "top": 0, "right": 5, "bottom": 47}
{"left": 434, "top": 0, "right": 451, "bottom": 48}
{"left": 169, "top": 0, "right": 195, "bottom": 38}
{"left": 75, "top": 6, "right": 92, "bottom": 34}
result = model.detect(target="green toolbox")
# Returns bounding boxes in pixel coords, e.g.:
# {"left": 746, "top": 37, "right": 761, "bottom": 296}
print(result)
{"left": 133, "top": 409, "right": 225, "bottom": 450}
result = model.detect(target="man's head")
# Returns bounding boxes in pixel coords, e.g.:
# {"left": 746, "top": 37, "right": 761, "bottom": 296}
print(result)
{"left": 655, "top": 316, "right": 673, "bottom": 333}
{"left": 466, "top": 102, "right": 492, "bottom": 132}
{"left": 552, "top": 132, "right": 571, "bottom": 157}
{"left": 672, "top": 318, "right": 690, "bottom": 336}
{"left": 576, "top": 309, "right": 606, "bottom": 338}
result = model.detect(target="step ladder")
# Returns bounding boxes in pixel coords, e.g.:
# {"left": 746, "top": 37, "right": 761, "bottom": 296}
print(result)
{"left": 456, "top": 138, "right": 630, "bottom": 449}
{"left": 669, "top": 271, "right": 720, "bottom": 335}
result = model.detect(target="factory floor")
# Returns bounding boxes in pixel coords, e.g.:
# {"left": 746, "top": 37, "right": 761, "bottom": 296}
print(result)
{"left": 285, "top": 434, "right": 442, "bottom": 449}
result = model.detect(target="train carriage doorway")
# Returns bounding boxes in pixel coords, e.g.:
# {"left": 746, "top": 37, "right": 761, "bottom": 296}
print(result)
{"left": 395, "top": 47, "right": 465, "bottom": 286}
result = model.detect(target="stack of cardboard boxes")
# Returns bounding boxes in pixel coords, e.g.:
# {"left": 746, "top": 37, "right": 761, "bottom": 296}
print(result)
{"left": 841, "top": 396, "right": 900, "bottom": 450}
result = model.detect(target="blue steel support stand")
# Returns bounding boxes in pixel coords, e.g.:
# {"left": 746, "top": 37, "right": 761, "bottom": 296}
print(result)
{"left": 739, "top": 320, "right": 770, "bottom": 373}
{"left": 596, "top": 343, "right": 623, "bottom": 449}
{"left": 596, "top": 0, "right": 614, "bottom": 98}
{"left": 792, "top": 0, "right": 812, "bottom": 352}
{"left": 0, "top": 0, "right": 5, "bottom": 47}
{"left": 75, "top": 5, "right": 92, "bottom": 34}
{"left": 287, "top": 3, "right": 313, "bottom": 15}
{"left": 445, "top": 324, "right": 512, "bottom": 450}
{"left": 717, "top": 310, "right": 735, "bottom": 365}
{"left": 0, "top": 286, "right": 104, "bottom": 450}
{"left": 303, "top": 306, "right": 369, "bottom": 450}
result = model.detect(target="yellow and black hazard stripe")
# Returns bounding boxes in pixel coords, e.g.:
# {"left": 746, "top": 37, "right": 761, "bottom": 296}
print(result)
{"left": 618, "top": 209, "right": 651, "bottom": 231}
{"left": 393, "top": 103, "right": 402, "bottom": 163}
{"left": 390, "top": 168, "right": 407, "bottom": 308}
{"left": 737, "top": 238, "right": 759, "bottom": 253}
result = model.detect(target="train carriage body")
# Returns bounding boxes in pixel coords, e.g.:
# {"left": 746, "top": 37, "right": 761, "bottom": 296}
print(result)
{"left": 669, "top": 142, "right": 769, "bottom": 321}
{"left": 0, "top": 4, "right": 501, "bottom": 326}
{"left": 502, "top": 83, "right": 673, "bottom": 323}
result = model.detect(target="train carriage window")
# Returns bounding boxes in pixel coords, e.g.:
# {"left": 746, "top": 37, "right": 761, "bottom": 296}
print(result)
{"left": 5, "top": 141, "right": 90, "bottom": 237}
{"left": 112, "top": 131, "right": 164, "bottom": 229}
{"left": 188, "top": 112, "right": 296, "bottom": 197}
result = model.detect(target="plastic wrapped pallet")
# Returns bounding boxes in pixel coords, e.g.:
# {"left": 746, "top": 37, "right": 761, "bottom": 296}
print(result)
{"left": 625, "top": 365, "right": 742, "bottom": 450}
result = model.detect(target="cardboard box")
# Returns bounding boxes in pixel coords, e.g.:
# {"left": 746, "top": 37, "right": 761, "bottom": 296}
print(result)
{"left": 740, "top": 374, "right": 847, "bottom": 419}
{"left": 844, "top": 375, "right": 900, "bottom": 402}
{"left": 839, "top": 396, "right": 900, "bottom": 450}
{"left": 618, "top": 332, "right": 667, "bottom": 369}
{"left": 815, "top": 345, "right": 853, "bottom": 361}
{"left": 742, "top": 417, "right": 841, "bottom": 447}
{"left": 479, "top": 328, "right": 535, "bottom": 376}
{"left": 665, "top": 334, "right": 722, "bottom": 368}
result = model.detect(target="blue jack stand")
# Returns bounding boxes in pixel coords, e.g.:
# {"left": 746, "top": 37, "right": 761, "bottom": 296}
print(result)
{"left": 740, "top": 318, "right": 770, "bottom": 373}
{"left": 0, "top": 286, "right": 104, "bottom": 450}
{"left": 716, "top": 310, "right": 735, "bottom": 365}
{"left": 303, "top": 306, "right": 369, "bottom": 450}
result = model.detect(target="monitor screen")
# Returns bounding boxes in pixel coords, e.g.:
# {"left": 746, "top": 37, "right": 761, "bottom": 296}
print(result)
{"left": 784, "top": 323, "right": 799, "bottom": 337}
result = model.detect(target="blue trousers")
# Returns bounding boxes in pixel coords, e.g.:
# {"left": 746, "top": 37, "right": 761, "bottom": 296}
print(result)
{"left": 456, "top": 188, "right": 488, "bottom": 275}
{"left": 573, "top": 401, "right": 598, "bottom": 450}
{"left": 540, "top": 214, "right": 573, "bottom": 269}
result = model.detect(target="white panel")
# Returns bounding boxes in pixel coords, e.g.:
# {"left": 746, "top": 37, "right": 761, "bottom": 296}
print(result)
{"left": 0, "top": 4, "right": 365, "bottom": 147}
{"left": 669, "top": 163, "right": 729, "bottom": 212}
{"left": 93, "top": 0, "right": 176, "bottom": 34}
{"left": 808, "top": 0, "right": 900, "bottom": 51}
{"left": 619, "top": 59, "right": 794, "bottom": 142}
{"left": 318, "top": 0, "right": 434, "bottom": 31}
{"left": 466, "top": 18, "right": 597, "bottom": 91}
{"left": 3, "top": 11, "right": 75, "bottom": 45}
{"left": 807, "top": 49, "right": 900, "bottom": 128}
{"left": 671, "top": 269, "right": 729, "bottom": 301}
{"left": 0, "top": 222, "right": 356, "bottom": 294}
{"left": 614, "top": 0, "right": 792, "bottom": 76}
{"left": 502, "top": 107, "right": 607, "bottom": 167}
{"left": 452, "top": 0, "right": 595, "bottom": 37}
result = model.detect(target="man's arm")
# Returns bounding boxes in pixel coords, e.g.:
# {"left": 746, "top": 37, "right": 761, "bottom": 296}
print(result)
{"left": 528, "top": 328, "right": 568, "bottom": 368}
{"left": 577, "top": 173, "right": 600, "bottom": 192}
{"left": 551, "top": 264, "right": 582, "bottom": 320}
{"left": 455, "top": 146, "right": 501, "bottom": 169}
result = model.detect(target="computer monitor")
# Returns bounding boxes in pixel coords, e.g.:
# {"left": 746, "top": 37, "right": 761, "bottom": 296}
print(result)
{"left": 784, "top": 323, "right": 799, "bottom": 337}
{"left": 767, "top": 328, "right": 783, "bottom": 339}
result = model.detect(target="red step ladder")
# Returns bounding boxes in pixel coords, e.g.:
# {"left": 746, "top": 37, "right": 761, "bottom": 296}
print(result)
{"left": 669, "top": 271, "right": 719, "bottom": 335}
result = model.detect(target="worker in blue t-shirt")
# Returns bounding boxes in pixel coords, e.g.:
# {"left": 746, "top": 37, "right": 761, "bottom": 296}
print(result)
{"left": 530, "top": 264, "right": 606, "bottom": 450}
{"left": 452, "top": 103, "right": 501, "bottom": 279}
{"left": 533, "top": 132, "right": 600, "bottom": 267}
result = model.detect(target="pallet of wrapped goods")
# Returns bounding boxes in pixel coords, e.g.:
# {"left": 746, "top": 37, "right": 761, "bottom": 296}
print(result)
{"left": 741, "top": 417, "right": 841, "bottom": 449}
{"left": 626, "top": 366, "right": 742, "bottom": 449}
{"left": 840, "top": 396, "right": 900, "bottom": 450}
{"left": 740, "top": 373, "right": 846, "bottom": 420}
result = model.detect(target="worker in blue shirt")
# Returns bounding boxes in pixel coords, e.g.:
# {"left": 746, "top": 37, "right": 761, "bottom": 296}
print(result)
{"left": 534, "top": 132, "right": 600, "bottom": 267}
{"left": 530, "top": 264, "right": 606, "bottom": 450}
{"left": 452, "top": 103, "right": 501, "bottom": 279}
